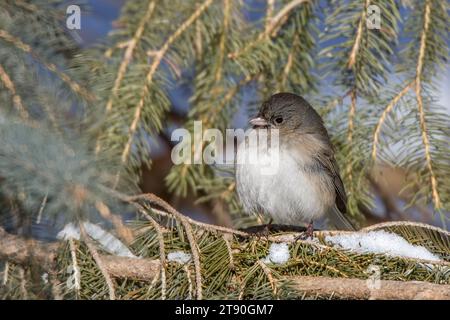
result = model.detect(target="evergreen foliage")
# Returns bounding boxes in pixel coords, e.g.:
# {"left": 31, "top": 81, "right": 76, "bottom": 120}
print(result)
{"left": 0, "top": 0, "right": 449, "bottom": 300}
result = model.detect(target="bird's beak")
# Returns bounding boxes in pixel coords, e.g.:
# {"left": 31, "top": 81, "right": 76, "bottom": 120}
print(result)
{"left": 249, "top": 117, "right": 268, "bottom": 127}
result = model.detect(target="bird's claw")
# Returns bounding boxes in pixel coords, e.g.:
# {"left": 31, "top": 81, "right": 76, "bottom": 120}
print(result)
{"left": 295, "top": 221, "right": 314, "bottom": 241}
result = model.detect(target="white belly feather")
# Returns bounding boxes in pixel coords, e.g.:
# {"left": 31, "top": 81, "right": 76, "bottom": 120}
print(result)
{"left": 235, "top": 140, "right": 333, "bottom": 225}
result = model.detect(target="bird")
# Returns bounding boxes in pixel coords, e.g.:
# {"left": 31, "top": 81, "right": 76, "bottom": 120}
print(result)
{"left": 235, "top": 92, "right": 355, "bottom": 236}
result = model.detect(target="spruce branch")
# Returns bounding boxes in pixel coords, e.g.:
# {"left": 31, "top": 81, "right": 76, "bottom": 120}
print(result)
{"left": 113, "top": 0, "right": 213, "bottom": 187}
{"left": 127, "top": 193, "right": 450, "bottom": 265}
{"left": 268, "top": 0, "right": 310, "bottom": 35}
{"left": 346, "top": 88, "right": 357, "bottom": 184}
{"left": 18, "top": 266, "right": 28, "bottom": 299}
{"left": 128, "top": 193, "right": 204, "bottom": 299}
{"left": 0, "top": 118, "right": 132, "bottom": 230}
{"left": 134, "top": 204, "right": 167, "bottom": 299}
{"left": 222, "top": 234, "right": 235, "bottom": 269}
{"left": 413, "top": 0, "right": 441, "bottom": 210}
{"left": 0, "top": 29, "right": 94, "bottom": 101}
{"left": 347, "top": 0, "right": 370, "bottom": 69}
{"left": 203, "top": 75, "right": 253, "bottom": 128}
{"left": 276, "top": 34, "right": 297, "bottom": 92}
{"left": 265, "top": 0, "right": 276, "bottom": 33}
{"left": 183, "top": 264, "right": 194, "bottom": 299}
{"left": 1, "top": 203, "right": 450, "bottom": 300}
{"left": 1, "top": 0, "right": 449, "bottom": 300}
{"left": 214, "top": 0, "right": 231, "bottom": 83}
{"left": 228, "top": 0, "right": 310, "bottom": 59}
{"left": 343, "top": 0, "right": 370, "bottom": 186}
{"left": 126, "top": 194, "right": 249, "bottom": 238}
{"left": 68, "top": 239, "right": 81, "bottom": 298}
{"left": 371, "top": 81, "right": 415, "bottom": 162}
{"left": 0, "top": 63, "right": 28, "bottom": 120}
{"left": 94, "top": 201, "right": 134, "bottom": 245}
{"left": 79, "top": 223, "right": 116, "bottom": 300}
{"left": 0, "top": 227, "right": 159, "bottom": 282}
{"left": 257, "top": 260, "right": 278, "bottom": 296}
{"left": 320, "top": 0, "right": 402, "bottom": 217}
{"left": 166, "top": 74, "right": 253, "bottom": 198}
{"left": 5, "top": 0, "right": 64, "bottom": 21}
{"left": 289, "top": 276, "right": 450, "bottom": 299}
{"left": 102, "top": 1, "right": 156, "bottom": 116}
{"left": 3, "top": 223, "right": 450, "bottom": 299}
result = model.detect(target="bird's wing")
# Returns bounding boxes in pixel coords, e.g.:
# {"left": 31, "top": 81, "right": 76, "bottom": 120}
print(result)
{"left": 315, "top": 152, "right": 347, "bottom": 212}
{"left": 315, "top": 151, "right": 356, "bottom": 231}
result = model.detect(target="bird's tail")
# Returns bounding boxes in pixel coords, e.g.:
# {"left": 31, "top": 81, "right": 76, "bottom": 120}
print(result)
{"left": 327, "top": 206, "right": 356, "bottom": 231}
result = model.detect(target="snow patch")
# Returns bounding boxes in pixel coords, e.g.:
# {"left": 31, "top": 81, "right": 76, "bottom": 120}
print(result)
{"left": 262, "top": 243, "right": 290, "bottom": 264}
{"left": 325, "top": 230, "right": 441, "bottom": 262}
{"left": 41, "top": 273, "right": 48, "bottom": 284}
{"left": 57, "top": 223, "right": 80, "bottom": 240}
{"left": 167, "top": 251, "right": 192, "bottom": 264}
{"left": 57, "top": 222, "right": 136, "bottom": 258}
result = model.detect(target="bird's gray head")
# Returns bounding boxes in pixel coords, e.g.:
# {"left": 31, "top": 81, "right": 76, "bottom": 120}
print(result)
{"left": 250, "top": 93, "right": 327, "bottom": 137}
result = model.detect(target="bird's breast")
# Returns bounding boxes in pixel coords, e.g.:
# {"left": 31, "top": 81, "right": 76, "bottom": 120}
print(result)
{"left": 235, "top": 142, "right": 334, "bottom": 225}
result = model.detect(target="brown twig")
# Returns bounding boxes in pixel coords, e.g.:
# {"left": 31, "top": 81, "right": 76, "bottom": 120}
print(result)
{"left": 265, "top": 0, "right": 275, "bottom": 34}
{"left": 2, "top": 261, "right": 9, "bottom": 285}
{"left": 228, "top": 0, "right": 310, "bottom": 59}
{"left": 194, "top": 3, "right": 203, "bottom": 58}
{"left": 99, "top": 255, "right": 160, "bottom": 282}
{"left": 277, "top": 34, "right": 297, "bottom": 91}
{"left": 214, "top": 0, "right": 230, "bottom": 83}
{"left": 269, "top": 0, "right": 309, "bottom": 35}
{"left": 0, "top": 226, "right": 159, "bottom": 282}
{"left": 126, "top": 193, "right": 249, "bottom": 238}
{"left": 79, "top": 223, "right": 116, "bottom": 300}
{"left": 346, "top": 88, "right": 357, "bottom": 184}
{"left": 184, "top": 265, "right": 194, "bottom": 300}
{"left": 257, "top": 260, "right": 277, "bottom": 296}
{"left": 94, "top": 200, "right": 134, "bottom": 244}
{"left": 223, "top": 233, "right": 235, "bottom": 269}
{"left": 0, "top": 63, "right": 29, "bottom": 120}
{"left": 18, "top": 266, "right": 28, "bottom": 299}
{"left": 0, "top": 226, "right": 58, "bottom": 270}
{"left": 36, "top": 193, "right": 48, "bottom": 224}
{"left": 128, "top": 193, "right": 204, "bottom": 299}
{"left": 68, "top": 238, "right": 81, "bottom": 296}
{"left": 414, "top": 0, "right": 441, "bottom": 210}
{"left": 347, "top": 0, "right": 370, "bottom": 68}
{"left": 135, "top": 205, "right": 167, "bottom": 299}
{"left": 371, "top": 81, "right": 415, "bottom": 162}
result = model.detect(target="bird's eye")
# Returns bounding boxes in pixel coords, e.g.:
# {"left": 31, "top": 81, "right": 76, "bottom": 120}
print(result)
{"left": 274, "top": 117, "right": 283, "bottom": 124}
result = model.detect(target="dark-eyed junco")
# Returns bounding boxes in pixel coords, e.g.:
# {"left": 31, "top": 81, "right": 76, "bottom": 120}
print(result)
{"left": 235, "top": 92, "right": 355, "bottom": 235}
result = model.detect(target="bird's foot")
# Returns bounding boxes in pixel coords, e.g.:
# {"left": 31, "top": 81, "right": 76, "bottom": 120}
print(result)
{"left": 295, "top": 221, "right": 314, "bottom": 240}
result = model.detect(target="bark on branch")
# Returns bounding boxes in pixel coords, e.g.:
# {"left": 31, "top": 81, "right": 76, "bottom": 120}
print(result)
{"left": 289, "top": 276, "right": 450, "bottom": 300}
{"left": 1, "top": 226, "right": 449, "bottom": 300}
{"left": 0, "top": 227, "right": 159, "bottom": 282}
